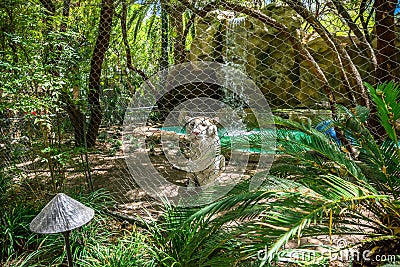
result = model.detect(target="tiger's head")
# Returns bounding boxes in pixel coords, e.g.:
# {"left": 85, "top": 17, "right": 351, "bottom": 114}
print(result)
{"left": 184, "top": 116, "right": 219, "bottom": 140}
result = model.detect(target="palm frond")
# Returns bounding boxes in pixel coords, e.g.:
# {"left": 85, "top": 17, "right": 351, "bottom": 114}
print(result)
{"left": 365, "top": 81, "right": 400, "bottom": 143}
{"left": 274, "top": 116, "right": 374, "bottom": 191}
{"left": 139, "top": 82, "right": 400, "bottom": 265}
{"left": 336, "top": 104, "right": 400, "bottom": 196}
{"left": 242, "top": 192, "right": 387, "bottom": 265}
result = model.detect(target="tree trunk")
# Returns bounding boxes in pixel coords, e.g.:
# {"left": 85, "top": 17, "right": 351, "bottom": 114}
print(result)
{"left": 39, "top": 0, "right": 56, "bottom": 73}
{"left": 369, "top": 0, "right": 399, "bottom": 140}
{"left": 170, "top": 4, "right": 185, "bottom": 64}
{"left": 120, "top": 0, "right": 149, "bottom": 81}
{"left": 86, "top": 0, "right": 114, "bottom": 148}
{"left": 61, "top": 0, "right": 70, "bottom": 32}
{"left": 160, "top": 3, "right": 169, "bottom": 70}
{"left": 374, "top": 0, "right": 399, "bottom": 83}
{"left": 284, "top": 0, "right": 370, "bottom": 109}
{"left": 64, "top": 98, "right": 85, "bottom": 146}
{"left": 331, "top": 0, "right": 377, "bottom": 79}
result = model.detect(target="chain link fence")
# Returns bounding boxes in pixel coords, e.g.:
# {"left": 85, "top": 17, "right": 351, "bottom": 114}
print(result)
{"left": 1, "top": 0, "right": 399, "bottom": 217}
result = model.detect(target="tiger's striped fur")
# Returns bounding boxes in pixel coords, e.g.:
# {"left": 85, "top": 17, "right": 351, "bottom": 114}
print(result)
{"left": 184, "top": 116, "right": 225, "bottom": 187}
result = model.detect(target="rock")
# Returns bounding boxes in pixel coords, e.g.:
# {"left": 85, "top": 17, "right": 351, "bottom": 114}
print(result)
{"left": 188, "top": 4, "right": 305, "bottom": 109}
{"left": 187, "top": 4, "right": 382, "bottom": 111}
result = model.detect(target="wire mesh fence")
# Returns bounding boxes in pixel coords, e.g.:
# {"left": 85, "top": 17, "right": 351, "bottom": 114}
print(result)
{"left": 1, "top": 0, "right": 399, "bottom": 217}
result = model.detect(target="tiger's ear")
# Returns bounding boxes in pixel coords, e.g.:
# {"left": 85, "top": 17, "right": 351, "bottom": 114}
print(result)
{"left": 185, "top": 116, "right": 193, "bottom": 123}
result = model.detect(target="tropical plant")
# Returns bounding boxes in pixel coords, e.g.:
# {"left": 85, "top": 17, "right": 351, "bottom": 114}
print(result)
{"left": 142, "top": 202, "right": 245, "bottom": 267}
{"left": 0, "top": 204, "right": 37, "bottom": 262}
{"left": 78, "top": 227, "right": 157, "bottom": 267}
{"left": 165, "top": 81, "right": 400, "bottom": 266}
{"left": 0, "top": 189, "right": 115, "bottom": 266}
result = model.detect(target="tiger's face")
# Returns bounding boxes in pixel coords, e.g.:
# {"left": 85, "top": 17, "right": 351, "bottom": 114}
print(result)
{"left": 185, "top": 116, "right": 219, "bottom": 140}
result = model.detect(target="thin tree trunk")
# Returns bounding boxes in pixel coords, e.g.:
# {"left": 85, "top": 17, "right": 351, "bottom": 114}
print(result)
{"left": 120, "top": 0, "right": 156, "bottom": 94}
{"left": 39, "top": 0, "right": 56, "bottom": 73}
{"left": 60, "top": 0, "right": 86, "bottom": 147}
{"left": 121, "top": 1, "right": 147, "bottom": 80}
{"left": 331, "top": 0, "right": 377, "bottom": 77}
{"left": 284, "top": 0, "right": 370, "bottom": 109}
{"left": 160, "top": 3, "right": 169, "bottom": 70}
{"left": 170, "top": 5, "right": 185, "bottom": 64}
{"left": 358, "top": 0, "right": 372, "bottom": 44}
{"left": 86, "top": 0, "right": 114, "bottom": 148}
{"left": 61, "top": 0, "right": 70, "bottom": 32}
{"left": 62, "top": 93, "right": 86, "bottom": 146}
{"left": 2, "top": 6, "right": 18, "bottom": 64}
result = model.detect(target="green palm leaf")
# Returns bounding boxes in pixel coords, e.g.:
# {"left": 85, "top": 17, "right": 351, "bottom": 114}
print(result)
{"left": 365, "top": 81, "right": 400, "bottom": 143}
{"left": 274, "top": 117, "right": 375, "bottom": 191}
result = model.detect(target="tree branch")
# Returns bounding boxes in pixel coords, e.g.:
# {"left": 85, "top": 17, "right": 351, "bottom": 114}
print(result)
{"left": 39, "top": 0, "right": 55, "bottom": 15}
{"left": 357, "top": 0, "right": 372, "bottom": 43}
{"left": 284, "top": 0, "right": 370, "bottom": 109}
{"left": 120, "top": 0, "right": 157, "bottom": 95}
{"left": 86, "top": 0, "right": 114, "bottom": 148}
{"left": 331, "top": 0, "right": 377, "bottom": 78}
{"left": 217, "top": 1, "right": 337, "bottom": 115}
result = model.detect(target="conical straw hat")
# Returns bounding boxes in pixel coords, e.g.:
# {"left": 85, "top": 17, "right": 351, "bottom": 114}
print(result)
{"left": 30, "top": 193, "right": 94, "bottom": 234}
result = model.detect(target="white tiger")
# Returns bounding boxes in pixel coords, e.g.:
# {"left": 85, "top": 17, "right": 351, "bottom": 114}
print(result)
{"left": 183, "top": 116, "right": 225, "bottom": 187}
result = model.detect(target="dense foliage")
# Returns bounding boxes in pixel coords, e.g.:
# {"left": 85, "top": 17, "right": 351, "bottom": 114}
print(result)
{"left": 1, "top": 0, "right": 400, "bottom": 266}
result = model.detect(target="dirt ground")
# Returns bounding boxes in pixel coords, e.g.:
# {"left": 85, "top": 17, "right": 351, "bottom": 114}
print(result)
{"left": 14, "top": 126, "right": 370, "bottom": 267}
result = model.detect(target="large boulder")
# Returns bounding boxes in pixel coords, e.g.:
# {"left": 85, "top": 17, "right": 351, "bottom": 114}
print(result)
{"left": 188, "top": 4, "right": 382, "bottom": 110}
{"left": 189, "top": 5, "right": 316, "bottom": 109}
